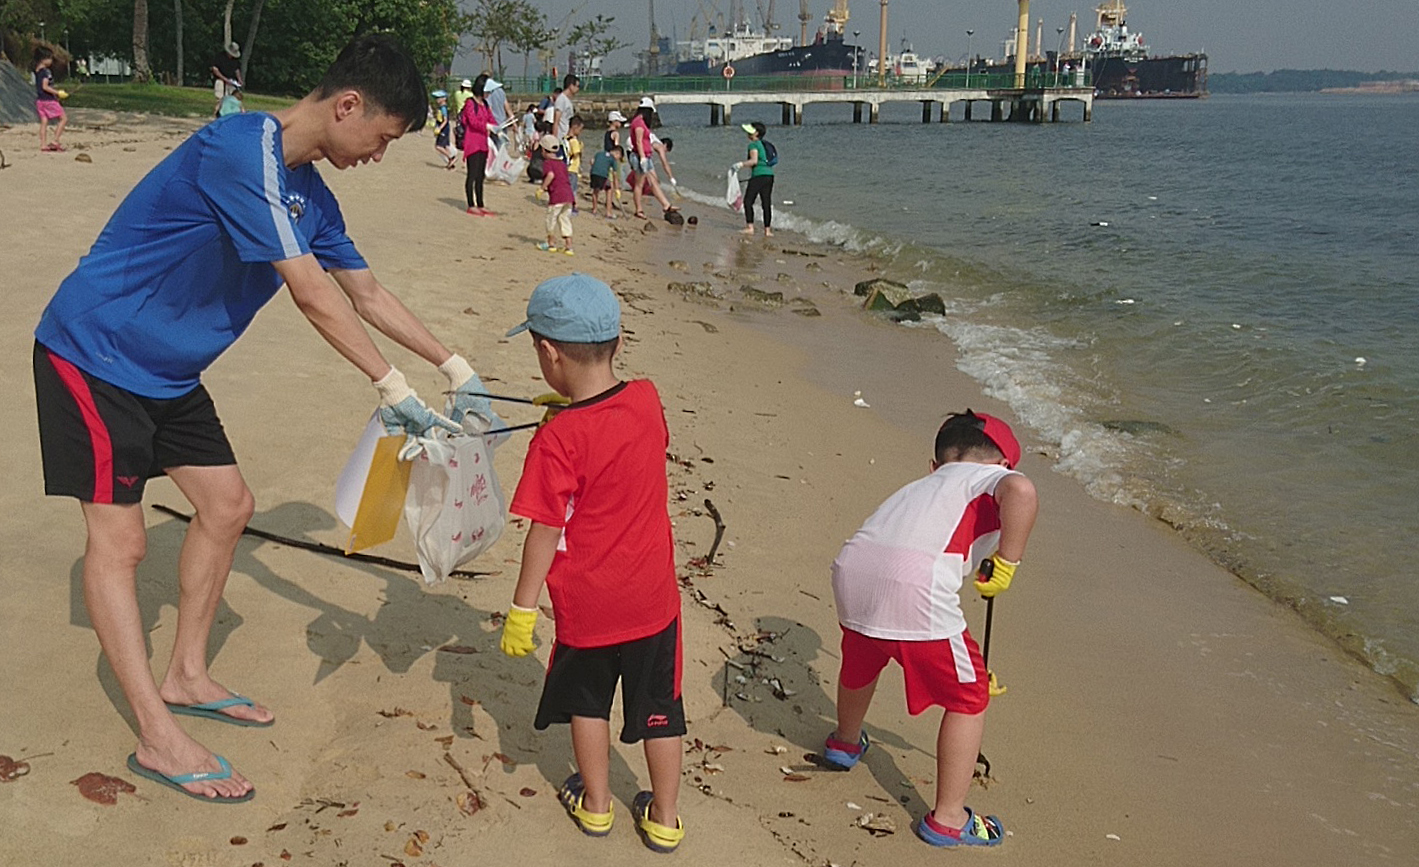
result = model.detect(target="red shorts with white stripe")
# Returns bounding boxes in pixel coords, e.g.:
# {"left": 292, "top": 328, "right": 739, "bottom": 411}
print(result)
{"left": 838, "top": 625, "right": 989, "bottom": 716}
{"left": 32, "top": 342, "right": 237, "bottom": 504}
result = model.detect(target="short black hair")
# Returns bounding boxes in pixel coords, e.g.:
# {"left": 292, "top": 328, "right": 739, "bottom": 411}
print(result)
{"left": 609, "top": 144, "right": 624, "bottom": 156}
{"left": 934, "top": 411, "right": 1005, "bottom": 465}
{"left": 535, "top": 120, "right": 552, "bottom": 134}
{"left": 563, "top": 73, "right": 581, "bottom": 89}
{"left": 530, "top": 331, "right": 619, "bottom": 365}
{"left": 660, "top": 136, "right": 673, "bottom": 151}
{"left": 749, "top": 121, "right": 767, "bottom": 139}
{"left": 33, "top": 45, "right": 54, "bottom": 66}
{"left": 568, "top": 114, "right": 585, "bottom": 128}
{"left": 315, "top": 33, "right": 427, "bottom": 132}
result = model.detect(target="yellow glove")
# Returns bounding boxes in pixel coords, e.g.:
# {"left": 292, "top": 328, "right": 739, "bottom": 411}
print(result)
{"left": 975, "top": 554, "right": 1018, "bottom": 598}
{"left": 532, "top": 392, "right": 571, "bottom": 428}
{"left": 499, "top": 604, "right": 539, "bottom": 657}
{"left": 56, "top": 89, "right": 69, "bottom": 100}
{"left": 987, "top": 670, "right": 1007, "bottom": 697}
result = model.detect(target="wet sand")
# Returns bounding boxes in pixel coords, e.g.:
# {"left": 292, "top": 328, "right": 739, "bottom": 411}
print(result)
{"left": 0, "top": 110, "right": 1416, "bottom": 866}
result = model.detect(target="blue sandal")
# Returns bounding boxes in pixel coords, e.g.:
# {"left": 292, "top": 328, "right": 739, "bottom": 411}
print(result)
{"left": 165, "top": 694, "right": 273, "bottom": 728}
{"left": 557, "top": 773, "right": 614, "bottom": 837}
{"left": 126, "top": 753, "right": 254, "bottom": 804}
{"left": 915, "top": 807, "right": 1004, "bottom": 847}
{"left": 822, "top": 731, "right": 869, "bottom": 770}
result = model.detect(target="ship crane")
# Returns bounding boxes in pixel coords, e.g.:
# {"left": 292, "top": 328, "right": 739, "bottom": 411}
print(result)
{"left": 798, "top": 0, "right": 811, "bottom": 44}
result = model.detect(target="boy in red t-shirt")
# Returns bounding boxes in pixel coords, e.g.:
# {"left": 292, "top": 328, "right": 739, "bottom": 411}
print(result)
{"left": 537, "top": 134, "right": 575, "bottom": 255}
{"left": 500, "top": 274, "right": 685, "bottom": 853}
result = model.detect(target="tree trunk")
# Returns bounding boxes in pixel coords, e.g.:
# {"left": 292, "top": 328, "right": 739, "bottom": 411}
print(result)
{"left": 239, "top": 0, "right": 265, "bottom": 84}
{"left": 223, "top": 0, "right": 235, "bottom": 46}
{"left": 174, "top": 0, "right": 184, "bottom": 85}
{"left": 132, "top": 0, "right": 151, "bottom": 83}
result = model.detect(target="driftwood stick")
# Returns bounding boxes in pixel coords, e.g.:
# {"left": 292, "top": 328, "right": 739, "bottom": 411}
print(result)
{"left": 703, "top": 498, "right": 726, "bottom": 565}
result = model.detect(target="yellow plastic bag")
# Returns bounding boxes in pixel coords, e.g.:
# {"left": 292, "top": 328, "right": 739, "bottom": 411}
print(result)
{"left": 336, "top": 413, "right": 413, "bottom": 554}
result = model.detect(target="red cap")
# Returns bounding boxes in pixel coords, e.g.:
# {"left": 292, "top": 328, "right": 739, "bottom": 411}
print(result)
{"left": 975, "top": 412, "right": 1022, "bottom": 469}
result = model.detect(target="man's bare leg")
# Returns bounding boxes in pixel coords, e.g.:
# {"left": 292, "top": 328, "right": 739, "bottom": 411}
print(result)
{"left": 157, "top": 464, "right": 269, "bottom": 725}
{"left": 80, "top": 498, "right": 253, "bottom": 799}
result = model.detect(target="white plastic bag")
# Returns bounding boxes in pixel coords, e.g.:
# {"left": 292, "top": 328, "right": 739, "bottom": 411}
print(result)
{"left": 488, "top": 140, "right": 527, "bottom": 184}
{"left": 726, "top": 167, "right": 743, "bottom": 212}
{"left": 403, "top": 417, "right": 507, "bottom": 585}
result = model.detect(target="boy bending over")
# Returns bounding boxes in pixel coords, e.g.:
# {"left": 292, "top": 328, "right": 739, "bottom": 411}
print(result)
{"left": 825, "top": 411, "right": 1038, "bottom": 848}
{"left": 500, "top": 275, "right": 686, "bottom": 853}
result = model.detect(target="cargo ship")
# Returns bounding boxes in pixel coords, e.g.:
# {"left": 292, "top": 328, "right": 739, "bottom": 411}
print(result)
{"left": 1081, "top": 2, "right": 1207, "bottom": 98}
{"left": 670, "top": 0, "right": 863, "bottom": 79}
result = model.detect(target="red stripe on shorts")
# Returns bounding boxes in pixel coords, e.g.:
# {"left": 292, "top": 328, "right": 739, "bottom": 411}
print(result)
{"left": 46, "top": 351, "right": 114, "bottom": 503}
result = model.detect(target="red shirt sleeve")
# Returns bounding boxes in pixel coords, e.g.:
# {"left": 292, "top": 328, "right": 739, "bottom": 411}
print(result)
{"left": 510, "top": 426, "right": 577, "bottom": 527}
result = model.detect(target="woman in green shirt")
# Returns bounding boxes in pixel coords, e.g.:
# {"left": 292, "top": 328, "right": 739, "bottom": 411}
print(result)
{"left": 734, "top": 122, "right": 775, "bottom": 237}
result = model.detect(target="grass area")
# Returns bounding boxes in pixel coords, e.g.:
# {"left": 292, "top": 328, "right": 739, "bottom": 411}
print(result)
{"left": 64, "top": 82, "right": 295, "bottom": 117}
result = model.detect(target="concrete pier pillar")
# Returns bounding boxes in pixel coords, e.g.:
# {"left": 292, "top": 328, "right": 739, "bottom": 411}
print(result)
{"left": 922, "top": 101, "right": 933, "bottom": 123}
{"left": 794, "top": 103, "right": 803, "bottom": 125}
{"left": 991, "top": 100, "right": 1003, "bottom": 122}
{"left": 1051, "top": 99, "right": 1060, "bottom": 122}
{"left": 964, "top": 101, "right": 973, "bottom": 121}
{"left": 870, "top": 102, "right": 880, "bottom": 124}
{"left": 723, "top": 103, "right": 733, "bottom": 125}
{"left": 710, "top": 104, "right": 720, "bottom": 126}
{"left": 940, "top": 101, "right": 949, "bottom": 122}
{"left": 782, "top": 102, "right": 792, "bottom": 125}
{"left": 853, "top": 102, "right": 863, "bottom": 123}
{"left": 1084, "top": 100, "right": 1093, "bottom": 122}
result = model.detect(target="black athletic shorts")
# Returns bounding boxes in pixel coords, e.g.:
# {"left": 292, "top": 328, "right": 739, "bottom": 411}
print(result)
{"left": 33, "top": 342, "right": 237, "bottom": 504}
{"left": 534, "top": 617, "right": 686, "bottom": 744}
{"left": 590, "top": 174, "right": 610, "bottom": 191}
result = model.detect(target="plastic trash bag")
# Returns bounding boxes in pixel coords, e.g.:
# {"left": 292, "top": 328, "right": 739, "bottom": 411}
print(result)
{"left": 402, "top": 415, "right": 507, "bottom": 584}
{"left": 335, "top": 413, "right": 413, "bottom": 554}
{"left": 488, "top": 140, "right": 527, "bottom": 184}
{"left": 726, "top": 168, "right": 743, "bottom": 212}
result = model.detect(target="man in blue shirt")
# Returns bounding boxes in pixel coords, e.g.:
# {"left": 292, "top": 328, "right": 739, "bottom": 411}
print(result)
{"left": 32, "top": 34, "right": 497, "bottom": 804}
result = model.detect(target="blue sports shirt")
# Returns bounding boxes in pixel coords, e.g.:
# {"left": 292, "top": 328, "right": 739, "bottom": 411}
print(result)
{"left": 35, "top": 112, "right": 367, "bottom": 398}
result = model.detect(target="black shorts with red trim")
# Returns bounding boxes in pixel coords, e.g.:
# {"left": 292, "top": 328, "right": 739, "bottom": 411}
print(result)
{"left": 534, "top": 616, "right": 686, "bottom": 744}
{"left": 33, "top": 342, "right": 237, "bottom": 504}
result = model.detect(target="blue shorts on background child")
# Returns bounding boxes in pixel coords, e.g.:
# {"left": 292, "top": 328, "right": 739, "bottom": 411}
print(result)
{"left": 499, "top": 274, "right": 686, "bottom": 854}
{"left": 825, "top": 411, "right": 1038, "bottom": 848}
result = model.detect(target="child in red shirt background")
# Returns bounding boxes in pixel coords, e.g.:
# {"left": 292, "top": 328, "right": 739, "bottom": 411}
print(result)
{"left": 537, "top": 135, "right": 575, "bottom": 254}
{"left": 499, "top": 274, "right": 685, "bottom": 853}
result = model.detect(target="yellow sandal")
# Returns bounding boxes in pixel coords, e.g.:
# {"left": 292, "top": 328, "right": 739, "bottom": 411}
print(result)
{"left": 632, "top": 790, "right": 684, "bottom": 853}
{"left": 557, "top": 773, "right": 613, "bottom": 837}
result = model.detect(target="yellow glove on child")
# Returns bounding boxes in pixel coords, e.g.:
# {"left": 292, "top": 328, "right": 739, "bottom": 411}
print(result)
{"left": 975, "top": 554, "right": 1018, "bottom": 598}
{"left": 499, "top": 605, "right": 539, "bottom": 657}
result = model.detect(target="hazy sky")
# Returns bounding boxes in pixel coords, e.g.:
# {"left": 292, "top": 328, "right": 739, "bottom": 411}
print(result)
{"left": 456, "top": 0, "right": 1419, "bottom": 75}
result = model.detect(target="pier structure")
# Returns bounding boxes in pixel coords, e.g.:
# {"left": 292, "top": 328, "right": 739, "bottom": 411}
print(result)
{"left": 655, "top": 84, "right": 1092, "bottom": 126}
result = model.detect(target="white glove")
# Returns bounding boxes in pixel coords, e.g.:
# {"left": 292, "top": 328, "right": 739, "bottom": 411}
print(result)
{"left": 373, "top": 367, "right": 458, "bottom": 439}
{"left": 731, "top": 162, "right": 743, "bottom": 171}
{"left": 438, "top": 354, "right": 507, "bottom": 442}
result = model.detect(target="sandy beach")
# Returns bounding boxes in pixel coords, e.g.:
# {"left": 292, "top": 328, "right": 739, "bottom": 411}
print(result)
{"left": 1, "top": 109, "right": 1417, "bottom": 866}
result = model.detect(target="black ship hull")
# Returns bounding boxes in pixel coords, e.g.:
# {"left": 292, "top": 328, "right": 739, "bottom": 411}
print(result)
{"left": 1089, "top": 53, "right": 1208, "bottom": 98}
{"left": 675, "top": 40, "right": 861, "bottom": 78}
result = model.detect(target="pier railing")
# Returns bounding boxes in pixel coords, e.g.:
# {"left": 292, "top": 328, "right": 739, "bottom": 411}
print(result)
{"left": 472, "top": 71, "right": 1092, "bottom": 96}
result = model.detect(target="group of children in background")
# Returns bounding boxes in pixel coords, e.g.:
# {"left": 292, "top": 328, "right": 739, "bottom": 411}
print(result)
{"left": 497, "top": 268, "right": 1038, "bottom": 852}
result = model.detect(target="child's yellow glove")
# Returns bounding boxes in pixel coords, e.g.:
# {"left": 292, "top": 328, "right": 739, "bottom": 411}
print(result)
{"left": 56, "top": 89, "right": 69, "bottom": 100}
{"left": 499, "top": 605, "right": 539, "bottom": 657}
{"left": 987, "top": 670, "right": 1007, "bottom": 697}
{"left": 975, "top": 554, "right": 1018, "bottom": 598}
{"left": 533, "top": 392, "right": 571, "bottom": 428}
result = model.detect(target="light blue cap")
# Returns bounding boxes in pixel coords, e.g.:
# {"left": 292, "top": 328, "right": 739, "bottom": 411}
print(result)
{"left": 507, "top": 273, "right": 621, "bottom": 342}
{"left": 431, "top": 89, "right": 448, "bottom": 98}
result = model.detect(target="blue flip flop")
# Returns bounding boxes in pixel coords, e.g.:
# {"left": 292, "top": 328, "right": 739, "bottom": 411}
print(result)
{"left": 165, "top": 694, "right": 273, "bottom": 727}
{"left": 125, "top": 753, "right": 255, "bottom": 804}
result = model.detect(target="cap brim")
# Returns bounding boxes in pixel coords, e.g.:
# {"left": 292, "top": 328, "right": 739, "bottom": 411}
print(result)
{"left": 505, "top": 321, "right": 532, "bottom": 338}
{"left": 741, "top": 123, "right": 757, "bottom": 133}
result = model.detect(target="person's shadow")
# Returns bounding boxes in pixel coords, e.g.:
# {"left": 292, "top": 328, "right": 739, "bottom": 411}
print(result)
{"left": 712, "top": 614, "right": 933, "bottom": 817}
{"left": 68, "top": 500, "right": 622, "bottom": 798}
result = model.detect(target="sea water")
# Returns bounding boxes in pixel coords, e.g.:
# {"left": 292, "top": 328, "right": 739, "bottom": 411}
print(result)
{"left": 656, "top": 93, "right": 1419, "bottom": 698}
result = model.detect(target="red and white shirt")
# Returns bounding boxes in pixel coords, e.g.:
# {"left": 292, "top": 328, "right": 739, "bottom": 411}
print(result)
{"left": 832, "top": 462, "right": 1017, "bottom": 641}
{"left": 511, "top": 380, "right": 680, "bottom": 648}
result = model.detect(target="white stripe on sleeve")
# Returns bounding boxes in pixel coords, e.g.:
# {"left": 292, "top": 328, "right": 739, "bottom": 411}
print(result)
{"left": 261, "top": 117, "right": 303, "bottom": 259}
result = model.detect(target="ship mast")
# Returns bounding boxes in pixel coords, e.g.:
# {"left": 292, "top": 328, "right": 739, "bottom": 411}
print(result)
{"left": 647, "top": 0, "right": 660, "bottom": 74}
{"left": 1067, "top": 11, "right": 1077, "bottom": 55}
{"left": 1013, "top": 0, "right": 1030, "bottom": 86}
{"left": 799, "top": 0, "right": 811, "bottom": 44}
